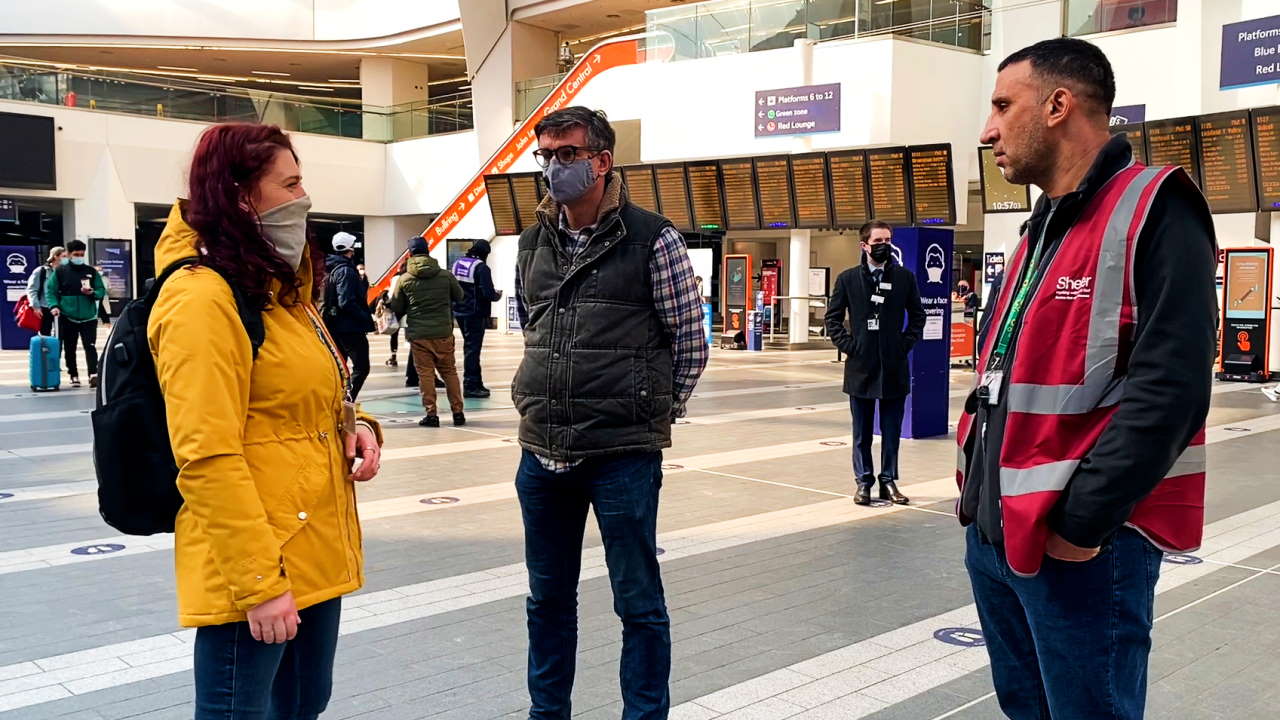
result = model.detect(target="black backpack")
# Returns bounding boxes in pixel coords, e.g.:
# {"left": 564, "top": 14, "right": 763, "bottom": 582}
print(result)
{"left": 91, "top": 258, "right": 264, "bottom": 535}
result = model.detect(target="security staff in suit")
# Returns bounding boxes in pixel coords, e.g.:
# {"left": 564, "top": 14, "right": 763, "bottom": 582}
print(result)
{"left": 825, "top": 220, "right": 927, "bottom": 506}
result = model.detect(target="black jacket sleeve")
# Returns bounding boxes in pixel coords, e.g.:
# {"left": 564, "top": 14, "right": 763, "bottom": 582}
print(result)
{"left": 1050, "top": 178, "right": 1218, "bottom": 548}
{"left": 902, "top": 273, "right": 926, "bottom": 351}
{"left": 824, "top": 272, "right": 855, "bottom": 354}
{"left": 477, "top": 263, "right": 501, "bottom": 302}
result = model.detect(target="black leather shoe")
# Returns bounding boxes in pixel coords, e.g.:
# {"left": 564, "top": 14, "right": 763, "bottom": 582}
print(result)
{"left": 880, "top": 481, "right": 910, "bottom": 505}
{"left": 854, "top": 484, "right": 873, "bottom": 506}
{"left": 463, "top": 388, "right": 490, "bottom": 399}
{"left": 452, "top": 412, "right": 466, "bottom": 427}
{"left": 419, "top": 415, "right": 440, "bottom": 428}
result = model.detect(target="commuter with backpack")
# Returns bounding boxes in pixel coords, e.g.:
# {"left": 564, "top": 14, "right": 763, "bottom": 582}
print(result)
{"left": 95, "top": 123, "right": 383, "bottom": 720}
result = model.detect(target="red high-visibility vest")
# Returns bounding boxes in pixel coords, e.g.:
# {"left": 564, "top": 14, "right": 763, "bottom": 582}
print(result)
{"left": 957, "top": 163, "right": 1206, "bottom": 576}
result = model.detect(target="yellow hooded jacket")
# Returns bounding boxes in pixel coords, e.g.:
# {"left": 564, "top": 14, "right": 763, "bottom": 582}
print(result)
{"left": 148, "top": 202, "right": 380, "bottom": 627}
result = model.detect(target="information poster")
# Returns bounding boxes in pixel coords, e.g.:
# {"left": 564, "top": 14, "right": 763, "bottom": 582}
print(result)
{"left": 723, "top": 254, "right": 752, "bottom": 338}
{"left": 984, "top": 252, "right": 1006, "bottom": 285}
{"left": 760, "top": 259, "right": 781, "bottom": 314}
{"left": 979, "top": 147, "right": 1032, "bottom": 213}
{"left": 888, "top": 228, "right": 952, "bottom": 438}
{"left": 1, "top": 245, "right": 37, "bottom": 349}
{"left": 808, "top": 267, "right": 830, "bottom": 297}
{"left": 1219, "top": 248, "right": 1273, "bottom": 381}
{"left": 93, "top": 239, "right": 132, "bottom": 315}
{"left": 1221, "top": 14, "right": 1280, "bottom": 90}
{"left": 754, "top": 83, "right": 841, "bottom": 137}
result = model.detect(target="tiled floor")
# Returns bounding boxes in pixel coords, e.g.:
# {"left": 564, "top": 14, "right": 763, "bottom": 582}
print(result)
{"left": 0, "top": 329, "right": 1277, "bottom": 719}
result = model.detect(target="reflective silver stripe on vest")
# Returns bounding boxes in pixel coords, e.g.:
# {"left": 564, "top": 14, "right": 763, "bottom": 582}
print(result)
{"left": 1165, "top": 443, "right": 1206, "bottom": 479}
{"left": 1000, "top": 459, "right": 1079, "bottom": 497}
{"left": 1005, "top": 166, "right": 1164, "bottom": 416}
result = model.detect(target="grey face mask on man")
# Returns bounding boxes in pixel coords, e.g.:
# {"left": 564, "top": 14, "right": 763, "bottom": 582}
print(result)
{"left": 543, "top": 156, "right": 598, "bottom": 204}
{"left": 258, "top": 195, "right": 312, "bottom": 269}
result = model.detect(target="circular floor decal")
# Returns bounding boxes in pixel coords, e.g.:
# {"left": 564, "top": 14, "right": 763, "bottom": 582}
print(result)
{"left": 71, "top": 543, "right": 126, "bottom": 556}
{"left": 661, "top": 464, "right": 684, "bottom": 470}
{"left": 868, "top": 499, "right": 893, "bottom": 508}
{"left": 656, "top": 547, "right": 666, "bottom": 556}
{"left": 934, "top": 627, "right": 986, "bottom": 647}
{"left": 420, "top": 496, "right": 461, "bottom": 505}
{"left": 795, "top": 407, "right": 815, "bottom": 411}
{"left": 1224, "top": 427, "right": 1251, "bottom": 432}
{"left": 0, "top": 493, "right": 13, "bottom": 500}
{"left": 1162, "top": 553, "right": 1203, "bottom": 565}
{"left": 820, "top": 441, "right": 848, "bottom": 447}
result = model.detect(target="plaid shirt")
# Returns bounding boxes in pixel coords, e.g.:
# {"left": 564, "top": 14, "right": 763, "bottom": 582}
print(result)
{"left": 515, "top": 210, "right": 710, "bottom": 472}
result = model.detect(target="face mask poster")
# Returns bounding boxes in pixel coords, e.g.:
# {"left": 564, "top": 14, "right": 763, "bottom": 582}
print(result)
{"left": 1, "top": 245, "right": 39, "bottom": 349}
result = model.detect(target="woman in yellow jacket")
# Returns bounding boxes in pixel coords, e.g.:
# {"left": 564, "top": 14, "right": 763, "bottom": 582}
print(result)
{"left": 149, "top": 123, "right": 383, "bottom": 719}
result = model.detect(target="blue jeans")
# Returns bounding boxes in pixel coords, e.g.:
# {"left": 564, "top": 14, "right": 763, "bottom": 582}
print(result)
{"left": 965, "top": 524, "right": 1163, "bottom": 719}
{"left": 515, "top": 450, "right": 670, "bottom": 720}
{"left": 193, "top": 597, "right": 341, "bottom": 720}
{"left": 850, "top": 396, "right": 905, "bottom": 485}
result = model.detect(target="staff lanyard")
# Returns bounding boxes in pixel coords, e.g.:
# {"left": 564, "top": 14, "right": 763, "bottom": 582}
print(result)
{"left": 988, "top": 208, "right": 1055, "bottom": 372}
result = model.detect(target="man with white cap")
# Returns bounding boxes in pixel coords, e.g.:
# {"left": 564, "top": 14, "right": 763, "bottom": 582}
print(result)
{"left": 324, "top": 230, "right": 374, "bottom": 398}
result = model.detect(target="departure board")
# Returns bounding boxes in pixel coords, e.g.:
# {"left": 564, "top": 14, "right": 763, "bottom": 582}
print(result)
{"left": 1112, "top": 123, "right": 1149, "bottom": 165}
{"left": 686, "top": 161, "right": 725, "bottom": 231}
{"left": 790, "top": 153, "right": 832, "bottom": 228}
{"left": 654, "top": 163, "right": 694, "bottom": 232}
{"left": 827, "top": 150, "right": 870, "bottom": 229}
{"left": 866, "top": 147, "right": 912, "bottom": 225}
{"left": 1250, "top": 107, "right": 1280, "bottom": 210}
{"left": 754, "top": 155, "right": 795, "bottom": 229}
{"left": 719, "top": 158, "right": 761, "bottom": 230}
{"left": 1146, "top": 117, "right": 1201, "bottom": 187}
{"left": 622, "top": 165, "right": 659, "bottom": 213}
{"left": 908, "top": 144, "right": 955, "bottom": 225}
{"left": 483, "top": 175, "right": 519, "bottom": 236}
{"left": 978, "top": 146, "right": 1032, "bottom": 213}
{"left": 510, "top": 172, "right": 542, "bottom": 231}
{"left": 1196, "top": 111, "right": 1257, "bottom": 214}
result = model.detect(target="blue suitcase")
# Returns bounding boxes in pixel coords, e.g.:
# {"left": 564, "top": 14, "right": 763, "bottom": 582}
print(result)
{"left": 29, "top": 333, "right": 61, "bottom": 392}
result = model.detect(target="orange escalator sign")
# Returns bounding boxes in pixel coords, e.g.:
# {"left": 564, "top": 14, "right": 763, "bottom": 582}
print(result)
{"left": 367, "top": 37, "right": 657, "bottom": 304}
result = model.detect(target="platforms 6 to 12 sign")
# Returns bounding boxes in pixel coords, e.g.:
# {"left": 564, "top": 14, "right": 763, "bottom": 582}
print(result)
{"left": 754, "top": 83, "right": 841, "bottom": 137}
{"left": 1222, "top": 14, "right": 1280, "bottom": 90}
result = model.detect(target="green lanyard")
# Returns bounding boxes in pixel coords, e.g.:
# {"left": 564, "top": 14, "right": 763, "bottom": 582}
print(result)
{"left": 989, "top": 210, "right": 1054, "bottom": 371}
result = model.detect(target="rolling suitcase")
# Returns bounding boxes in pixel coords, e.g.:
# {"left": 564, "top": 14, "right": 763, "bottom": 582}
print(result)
{"left": 30, "top": 321, "right": 61, "bottom": 392}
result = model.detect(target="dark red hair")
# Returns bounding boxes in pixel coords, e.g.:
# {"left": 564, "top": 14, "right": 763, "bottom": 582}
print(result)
{"left": 185, "top": 123, "right": 321, "bottom": 309}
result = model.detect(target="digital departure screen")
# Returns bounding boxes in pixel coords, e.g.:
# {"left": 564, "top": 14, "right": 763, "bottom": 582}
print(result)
{"left": 1113, "top": 123, "right": 1149, "bottom": 165}
{"left": 654, "top": 163, "right": 694, "bottom": 232}
{"left": 483, "top": 175, "right": 518, "bottom": 236}
{"left": 686, "top": 161, "right": 725, "bottom": 231}
{"left": 790, "top": 153, "right": 832, "bottom": 229}
{"left": 1145, "top": 117, "right": 1201, "bottom": 187}
{"left": 510, "top": 172, "right": 543, "bottom": 231}
{"left": 867, "top": 147, "right": 912, "bottom": 225}
{"left": 978, "top": 146, "right": 1032, "bottom": 213}
{"left": 1250, "top": 107, "right": 1280, "bottom": 210}
{"left": 754, "top": 155, "right": 795, "bottom": 229}
{"left": 719, "top": 158, "right": 761, "bottom": 230}
{"left": 622, "top": 165, "right": 659, "bottom": 213}
{"left": 827, "top": 150, "right": 870, "bottom": 229}
{"left": 908, "top": 144, "right": 955, "bottom": 225}
{"left": 1196, "top": 111, "right": 1257, "bottom": 214}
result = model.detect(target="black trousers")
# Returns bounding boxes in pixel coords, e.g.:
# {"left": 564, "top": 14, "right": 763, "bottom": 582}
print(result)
{"left": 59, "top": 317, "right": 98, "bottom": 378}
{"left": 331, "top": 331, "right": 370, "bottom": 399}
{"left": 850, "top": 395, "right": 905, "bottom": 485}
{"left": 39, "top": 307, "right": 56, "bottom": 336}
{"left": 457, "top": 315, "right": 488, "bottom": 390}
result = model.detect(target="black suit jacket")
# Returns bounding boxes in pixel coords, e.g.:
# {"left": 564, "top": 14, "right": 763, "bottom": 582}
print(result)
{"left": 824, "top": 261, "right": 926, "bottom": 399}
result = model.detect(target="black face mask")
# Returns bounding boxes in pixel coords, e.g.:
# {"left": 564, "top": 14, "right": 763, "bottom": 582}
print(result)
{"left": 869, "top": 244, "right": 892, "bottom": 264}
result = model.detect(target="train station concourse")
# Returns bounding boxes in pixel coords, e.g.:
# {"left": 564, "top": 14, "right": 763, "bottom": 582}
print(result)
{"left": 1, "top": 1, "right": 1279, "bottom": 719}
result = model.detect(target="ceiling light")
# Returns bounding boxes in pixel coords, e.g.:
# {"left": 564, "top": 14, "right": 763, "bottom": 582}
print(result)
{"left": 328, "top": 79, "right": 360, "bottom": 84}
{"left": 428, "top": 75, "right": 468, "bottom": 86}
{"left": 251, "top": 70, "right": 290, "bottom": 76}
{"left": 156, "top": 65, "right": 198, "bottom": 71}
{"left": 296, "top": 86, "right": 334, "bottom": 92}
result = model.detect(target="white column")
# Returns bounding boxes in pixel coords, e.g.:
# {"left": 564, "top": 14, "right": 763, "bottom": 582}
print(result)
{"left": 359, "top": 57, "right": 430, "bottom": 141}
{"left": 789, "top": 229, "right": 812, "bottom": 346}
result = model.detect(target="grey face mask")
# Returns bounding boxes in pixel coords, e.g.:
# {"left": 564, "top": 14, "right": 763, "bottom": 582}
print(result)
{"left": 258, "top": 195, "right": 312, "bottom": 269}
{"left": 544, "top": 157, "right": 598, "bottom": 204}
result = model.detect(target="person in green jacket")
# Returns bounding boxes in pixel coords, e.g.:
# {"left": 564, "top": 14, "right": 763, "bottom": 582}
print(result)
{"left": 47, "top": 239, "right": 107, "bottom": 388}
{"left": 388, "top": 236, "right": 465, "bottom": 428}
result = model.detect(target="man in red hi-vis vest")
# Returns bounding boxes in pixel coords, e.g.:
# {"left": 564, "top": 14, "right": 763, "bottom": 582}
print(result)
{"left": 962, "top": 38, "right": 1216, "bottom": 719}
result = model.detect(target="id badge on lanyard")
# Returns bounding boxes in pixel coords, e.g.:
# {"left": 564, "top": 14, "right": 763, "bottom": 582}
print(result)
{"left": 978, "top": 370, "right": 1004, "bottom": 407}
{"left": 867, "top": 317, "right": 880, "bottom": 332}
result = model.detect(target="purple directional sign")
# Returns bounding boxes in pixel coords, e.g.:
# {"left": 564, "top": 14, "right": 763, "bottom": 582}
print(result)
{"left": 1222, "top": 14, "right": 1280, "bottom": 90}
{"left": 754, "top": 83, "right": 841, "bottom": 138}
